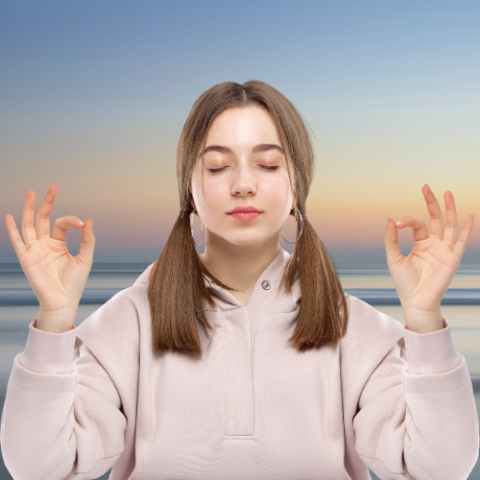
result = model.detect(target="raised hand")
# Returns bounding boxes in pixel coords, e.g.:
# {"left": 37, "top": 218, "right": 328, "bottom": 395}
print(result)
{"left": 385, "top": 184, "right": 474, "bottom": 332}
{"left": 5, "top": 184, "right": 95, "bottom": 327}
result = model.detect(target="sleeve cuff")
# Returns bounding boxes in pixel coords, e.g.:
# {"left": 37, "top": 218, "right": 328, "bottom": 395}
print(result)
{"left": 403, "top": 317, "right": 463, "bottom": 374}
{"left": 18, "top": 318, "right": 78, "bottom": 374}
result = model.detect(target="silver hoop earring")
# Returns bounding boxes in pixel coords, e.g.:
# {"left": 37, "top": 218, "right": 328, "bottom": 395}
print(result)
{"left": 280, "top": 209, "right": 307, "bottom": 244}
{"left": 190, "top": 209, "right": 204, "bottom": 246}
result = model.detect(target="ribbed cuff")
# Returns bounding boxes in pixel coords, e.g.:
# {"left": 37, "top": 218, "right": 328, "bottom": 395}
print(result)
{"left": 403, "top": 317, "right": 462, "bottom": 374}
{"left": 18, "top": 318, "right": 78, "bottom": 374}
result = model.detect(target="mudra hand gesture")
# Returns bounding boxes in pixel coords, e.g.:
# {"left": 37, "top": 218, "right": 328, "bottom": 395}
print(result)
{"left": 385, "top": 184, "right": 474, "bottom": 334}
{"left": 5, "top": 184, "right": 95, "bottom": 331}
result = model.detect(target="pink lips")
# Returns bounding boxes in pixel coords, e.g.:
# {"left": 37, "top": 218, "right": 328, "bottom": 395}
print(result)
{"left": 227, "top": 212, "right": 263, "bottom": 222}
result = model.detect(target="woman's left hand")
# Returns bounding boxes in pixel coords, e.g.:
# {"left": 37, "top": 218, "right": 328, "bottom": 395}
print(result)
{"left": 385, "top": 184, "right": 474, "bottom": 323}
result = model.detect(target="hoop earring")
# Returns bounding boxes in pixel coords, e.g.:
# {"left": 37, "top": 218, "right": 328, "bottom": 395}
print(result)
{"left": 280, "top": 209, "right": 307, "bottom": 244}
{"left": 190, "top": 209, "right": 204, "bottom": 246}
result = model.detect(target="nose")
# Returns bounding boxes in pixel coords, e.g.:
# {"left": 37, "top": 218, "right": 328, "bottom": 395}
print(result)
{"left": 231, "top": 164, "right": 256, "bottom": 196}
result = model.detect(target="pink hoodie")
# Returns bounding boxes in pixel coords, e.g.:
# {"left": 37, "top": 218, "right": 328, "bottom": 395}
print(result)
{"left": 1, "top": 247, "right": 478, "bottom": 480}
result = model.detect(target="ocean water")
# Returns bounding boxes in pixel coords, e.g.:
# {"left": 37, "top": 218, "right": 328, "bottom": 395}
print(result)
{"left": 0, "top": 261, "right": 479, "bottom": 480}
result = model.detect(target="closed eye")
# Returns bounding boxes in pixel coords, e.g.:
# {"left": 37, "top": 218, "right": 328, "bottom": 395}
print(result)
{"left": 208, "top": 166, "right": 279, "bottom": 174}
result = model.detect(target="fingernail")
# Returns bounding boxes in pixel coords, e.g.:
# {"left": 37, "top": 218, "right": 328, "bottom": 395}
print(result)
{"left": 77, "top": 219, "right": 84, "bottom": 226}
{"left": 395, "top": 219, "right": 402, "bottom": 226}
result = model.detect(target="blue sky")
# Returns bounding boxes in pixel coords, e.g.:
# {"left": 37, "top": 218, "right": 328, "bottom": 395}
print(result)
{"left": 1, "top": 0, "right": 479, "bottom": 262}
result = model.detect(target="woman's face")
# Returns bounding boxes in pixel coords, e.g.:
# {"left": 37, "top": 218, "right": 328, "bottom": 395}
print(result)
{"left": 190, "top": 105, "right": 294, "bottom": 247}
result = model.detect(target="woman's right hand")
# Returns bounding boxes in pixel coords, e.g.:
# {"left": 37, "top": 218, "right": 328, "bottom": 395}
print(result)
{"left": 5, "top": 184, "right": 95, "bottom": 319}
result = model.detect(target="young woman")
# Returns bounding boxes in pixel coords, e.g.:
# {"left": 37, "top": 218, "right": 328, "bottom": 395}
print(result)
{"left": 2, "top": 80, "right": 478, "bottom": 480}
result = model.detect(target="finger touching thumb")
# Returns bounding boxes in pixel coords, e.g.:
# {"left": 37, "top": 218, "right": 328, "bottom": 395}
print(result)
{"left": 385, "top": 218, "right": 403, "bottom": 267}
{"left": 77, "top": 218, "right": 95, "bottom": 267}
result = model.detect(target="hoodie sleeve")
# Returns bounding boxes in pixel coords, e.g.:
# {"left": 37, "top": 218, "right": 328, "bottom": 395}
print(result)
{"left": 352, "top": 317, "right": 479, "bottom": 480}
{"left": 0, "top": 287, "right": 141, "bottom": 480}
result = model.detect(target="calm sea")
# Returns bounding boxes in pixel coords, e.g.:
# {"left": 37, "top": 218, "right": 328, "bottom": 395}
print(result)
{"left": 0, "top": 261, "right": 479, "bottom": 479}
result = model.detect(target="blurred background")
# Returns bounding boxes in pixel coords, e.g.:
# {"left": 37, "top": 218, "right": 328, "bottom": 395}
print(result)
{"left": 0, "top": 0, "right": 479, "bottom": 479}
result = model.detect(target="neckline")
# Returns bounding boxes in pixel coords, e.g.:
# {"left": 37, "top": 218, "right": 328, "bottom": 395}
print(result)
{"left": 204, "top": 247, "right": 297, "bottom": 313}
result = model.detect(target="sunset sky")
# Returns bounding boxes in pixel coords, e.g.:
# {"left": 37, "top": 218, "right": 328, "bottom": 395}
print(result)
{"left": 1, "top": 0, "right": 479, "bottom": 263}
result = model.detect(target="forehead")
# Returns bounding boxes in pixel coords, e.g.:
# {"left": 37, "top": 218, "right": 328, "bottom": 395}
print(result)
{"left": 203, "top": 105, "right": 281, "bottom": 145}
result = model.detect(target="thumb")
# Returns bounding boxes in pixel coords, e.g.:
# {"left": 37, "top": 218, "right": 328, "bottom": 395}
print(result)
{"left": 76, "top": 218, "right": 95, "bottom": 267}
{"left": 385, "top": 218, "right": 404, "bottom": 267}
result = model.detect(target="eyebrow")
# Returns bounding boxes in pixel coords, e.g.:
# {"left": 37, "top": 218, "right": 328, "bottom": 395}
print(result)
{"left": 198, "top": 143, "right": 285, "bottom": 158}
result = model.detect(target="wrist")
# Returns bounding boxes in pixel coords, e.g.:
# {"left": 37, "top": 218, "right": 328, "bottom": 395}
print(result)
{"left": 402, "top": 307, "right": 445, "bottom": 334}
{"left": 36, "top": 306, "right": 78, "bottom": 333}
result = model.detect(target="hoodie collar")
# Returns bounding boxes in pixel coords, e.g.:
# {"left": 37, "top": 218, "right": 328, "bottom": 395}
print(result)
{"left": 204, "top": 246, "right": 300, "bottom": 313}
{"left": 134, "top": 246, "right": 301, "bottom": 315}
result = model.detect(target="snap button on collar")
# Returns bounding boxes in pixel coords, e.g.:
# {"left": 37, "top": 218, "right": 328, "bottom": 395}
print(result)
{"left": 261, "top": 280, "right": 271, "bottom": 290}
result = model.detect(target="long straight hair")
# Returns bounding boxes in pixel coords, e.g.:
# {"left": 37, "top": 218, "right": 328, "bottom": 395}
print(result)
{"left": 148, "top": 80, "right": 349, "bottom": 358}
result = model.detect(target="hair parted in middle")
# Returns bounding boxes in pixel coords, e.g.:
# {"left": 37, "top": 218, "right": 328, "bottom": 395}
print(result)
{"left": 148, "top": 80, "right": 349, "bottom": 358}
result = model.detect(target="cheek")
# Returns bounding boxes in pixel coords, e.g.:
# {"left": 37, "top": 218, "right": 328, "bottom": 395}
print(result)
{"left": 261, "top": 176, "right": 292, "bottom": 206}
{"left": 203, "top": 180, "right": 227, "bottom": 200}
{"left": 199, "top": 180, "right": 228, "bottom": 216}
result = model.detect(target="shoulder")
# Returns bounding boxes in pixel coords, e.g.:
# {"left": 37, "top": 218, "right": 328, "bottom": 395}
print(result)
{"left": 343, "top": 293, "right": 404, "bottom": 340}
{"left": 133, "top": 262, "right": 156, "bottom": 286}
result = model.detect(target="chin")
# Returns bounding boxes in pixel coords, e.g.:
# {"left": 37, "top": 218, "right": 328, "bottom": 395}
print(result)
{"left": 229, "top": 240, "right": 265, "bottom": 247}
{"left": 221, "top": 230, "right": 278, "bottom": 247}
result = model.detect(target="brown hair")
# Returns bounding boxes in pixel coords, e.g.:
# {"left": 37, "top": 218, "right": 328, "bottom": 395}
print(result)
{"left": 148, "top": 80, "right": 349, "bottom": 358}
